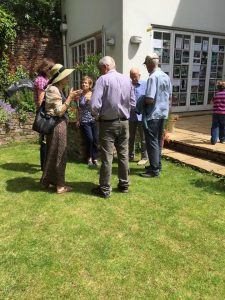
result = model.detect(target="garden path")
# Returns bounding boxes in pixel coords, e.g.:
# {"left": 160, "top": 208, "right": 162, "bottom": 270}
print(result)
{"left": 163, "top": 114, "right": 225, "bottom": 176}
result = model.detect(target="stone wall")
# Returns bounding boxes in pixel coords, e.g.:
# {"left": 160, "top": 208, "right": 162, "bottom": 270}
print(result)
{"left": 0, "top": 114, "right": 38, "bottom": 145}
{"left": 0, "top": 117, "right": 89, "bottom": 162}
{"left": 67, "top": 122, "right": 88, "bottom": 161}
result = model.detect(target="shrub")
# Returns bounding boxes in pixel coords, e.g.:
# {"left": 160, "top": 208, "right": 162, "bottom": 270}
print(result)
{"left": 74, "top": 54, "right": 103, "bottom": 83}
{"left": 0, "top": 101, "right": 15, "bottom": 124}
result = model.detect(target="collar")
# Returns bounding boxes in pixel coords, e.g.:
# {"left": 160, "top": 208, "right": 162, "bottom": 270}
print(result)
{"left": 149, "top": 67, "right": 161, "bottom": 75}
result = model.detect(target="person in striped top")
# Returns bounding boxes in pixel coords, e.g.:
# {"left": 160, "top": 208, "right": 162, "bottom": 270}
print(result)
{"left": 211, "top": 81, "right": 225, "bottom": 144}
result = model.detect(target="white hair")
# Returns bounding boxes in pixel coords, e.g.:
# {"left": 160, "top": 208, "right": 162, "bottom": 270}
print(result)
{"left": 99, "top": 56, "right": 116, "bottom": 70}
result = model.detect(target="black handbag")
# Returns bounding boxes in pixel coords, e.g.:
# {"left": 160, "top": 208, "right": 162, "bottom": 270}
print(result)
{"left": 32, "top": 101, "right": 60, "bottom": 135}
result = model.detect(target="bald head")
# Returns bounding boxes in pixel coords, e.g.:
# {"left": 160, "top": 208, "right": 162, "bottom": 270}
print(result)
{"left": 130, "top": 67, "right": 141, "bottom": 85}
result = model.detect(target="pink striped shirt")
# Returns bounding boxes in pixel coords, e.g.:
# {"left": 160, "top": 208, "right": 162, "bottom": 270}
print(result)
{"left": 212, "top": 90, "right": 225, "bottom": 114}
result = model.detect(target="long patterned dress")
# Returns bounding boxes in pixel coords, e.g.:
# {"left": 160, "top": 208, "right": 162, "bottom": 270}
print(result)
{"left": 41, "top": 87, "right": 68, "bottom": 187}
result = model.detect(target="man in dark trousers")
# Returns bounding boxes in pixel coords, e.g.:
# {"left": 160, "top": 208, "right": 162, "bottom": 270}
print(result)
{"left": 90, "top": 56, "right": 136, "bottom": 198}
{"left": 136, "top": 53, "right": 172, "bottom": 178}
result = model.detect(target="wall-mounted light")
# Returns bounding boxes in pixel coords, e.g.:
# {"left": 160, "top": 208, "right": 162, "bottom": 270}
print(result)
{"left": 106, "top": 37, "right": 115, "bottom": 46}
{"left": 60, "top": 22, "right": 68, "bottom": 33}
{"left": 130, "top": 36, "right": 142, "bottom": 44}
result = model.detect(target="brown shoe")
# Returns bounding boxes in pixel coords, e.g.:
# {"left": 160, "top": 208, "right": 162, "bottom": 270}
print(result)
{"left": 137, "top": 159, "right": 148, "bottom": 165}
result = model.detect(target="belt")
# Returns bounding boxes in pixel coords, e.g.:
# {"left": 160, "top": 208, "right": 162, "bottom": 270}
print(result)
{"left": 99, "top": 117, "right": 128, "bottom": 122}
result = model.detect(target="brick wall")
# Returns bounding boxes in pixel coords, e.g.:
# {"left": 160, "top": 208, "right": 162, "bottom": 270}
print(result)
{"left": 8, "top": 28, "right": 63, "bottom": 75}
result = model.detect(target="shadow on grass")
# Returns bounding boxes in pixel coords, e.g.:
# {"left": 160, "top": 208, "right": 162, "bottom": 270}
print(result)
{"left": 69, "top": 181, "right": 96, "bottom": 195}
{"left": 0, "top": 163, "right": 40, "bottom": 174}
{"left": 111, "top": 165, "right": 145, "bottom": 176}
{"left": 6, "top": 177, "right": 42, "bottom": 193}
{"left": 191, "top": 177, "right": 225, "bottom": 194}
{"left": 6, "top": 177, "right": 95, "bottom": 195}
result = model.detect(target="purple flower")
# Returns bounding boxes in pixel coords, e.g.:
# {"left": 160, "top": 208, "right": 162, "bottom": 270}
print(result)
{"left": 0, "top": 101, "right": 16, "bottom": 113}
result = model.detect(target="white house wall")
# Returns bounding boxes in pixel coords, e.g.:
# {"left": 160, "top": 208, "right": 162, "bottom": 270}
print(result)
{"left": 123, "top": 0, "right": 225, "bottom": 78}
{"left": 61, "top": 0, "right": 123, "bottom": 71}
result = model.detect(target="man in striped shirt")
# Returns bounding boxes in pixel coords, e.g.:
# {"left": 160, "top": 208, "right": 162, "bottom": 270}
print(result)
{"left": 211, "top": 81, "right": 225, "bottom": 144}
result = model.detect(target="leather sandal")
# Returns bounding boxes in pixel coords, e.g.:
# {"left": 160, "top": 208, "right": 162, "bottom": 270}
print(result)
{"left": 57, "top": 186, "right": 73, "bottom": 194}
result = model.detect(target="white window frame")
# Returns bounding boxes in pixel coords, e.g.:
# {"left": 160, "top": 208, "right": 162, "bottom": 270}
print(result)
{"left": 151, "top": 29, "right": 225, "bottom": 113}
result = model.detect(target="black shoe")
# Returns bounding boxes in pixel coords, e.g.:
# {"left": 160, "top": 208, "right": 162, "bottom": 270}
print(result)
{"left": 140, "top": 172, "right": 159, "bottom": 178}
{"left": 91, "top": 187, "right": 110, "bottom": 198}
{"left": 117, "top": 186, "right": 129, "bottom": 193}
{"left": 145, "top": 165, "right": 162, "bottom": 172}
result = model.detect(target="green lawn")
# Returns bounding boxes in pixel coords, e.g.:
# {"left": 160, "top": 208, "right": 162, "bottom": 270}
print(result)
{"left": 0, "top": 142, "right": 225, "bottom": 299}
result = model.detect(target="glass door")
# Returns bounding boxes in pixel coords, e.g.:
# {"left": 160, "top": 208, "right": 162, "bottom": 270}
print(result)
{"left": 208, "top": 37, "right": 225, "bottom": 103}
{"left": 190, "top": 35, "right": 209, "bottom": 108}
{"left": 151, "top": 30, "right": 225, "bottom": 112}
{"left": 172, "top": 33, "right": 191, "bottom": 109}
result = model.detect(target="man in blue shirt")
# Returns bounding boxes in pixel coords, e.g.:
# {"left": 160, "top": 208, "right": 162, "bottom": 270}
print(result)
{"left": 129, "top": 68, "right": 148, "bottom": 165}
{"left": 136, "top": 53, "right": 172, "bottom": 178}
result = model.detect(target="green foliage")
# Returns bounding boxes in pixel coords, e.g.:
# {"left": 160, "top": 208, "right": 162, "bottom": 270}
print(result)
{"left": 7, "top": 65, "right": 30, "bottom": 85}
{"left": 74, "top": 54, "right": 103, "bottom": 83}
{"left": 0, "top": 6, "right": 16, "bottom": 54}
{"left": 1, "top": 65, "right": 35, "bottom": 123}
{"left": 0, "top": 7, "right": 16, "bottom": 92}
{"left": 68, "top": 107, "right": 77, "bottom": 122}
{"left": 0, "top": 107, "right": 10, "bottom": 124}
{"left": 0, "top": 101, "right": 15, "bottom": 125}
{"left": 0, "top": 55, "right": 10, "bottom": 93}
{"left": 9, "top": 89, "right": 35, "bottom": 115}
{"left": 0, "top": 0, "right": 61, "bottom": 32}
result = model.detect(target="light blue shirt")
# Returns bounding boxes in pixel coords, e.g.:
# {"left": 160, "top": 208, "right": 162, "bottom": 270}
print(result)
{"left": 90, "top": 69, "right": 136, "bottom": 120}
{"left": 136, "top": 68, "right": 172, "bottom": 121}
{"left": 130, "top": 79, "right": 147, "bottom": 122}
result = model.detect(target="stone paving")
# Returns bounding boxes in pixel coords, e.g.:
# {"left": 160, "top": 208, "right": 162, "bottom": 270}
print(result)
{"left": 162, "top": 114, "right": 225, "bottom": 176}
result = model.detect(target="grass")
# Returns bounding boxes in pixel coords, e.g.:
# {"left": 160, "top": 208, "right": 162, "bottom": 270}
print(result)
{"left": 0, "top": 142, "right": 225, "bottom": 299}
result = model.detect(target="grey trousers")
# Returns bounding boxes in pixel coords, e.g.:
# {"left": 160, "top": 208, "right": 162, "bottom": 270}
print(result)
{"left": 129, "top": 121, "right": 148, "bottom": 160}
{"left": 99, "top": 120, "right": 129, "bottom": 193}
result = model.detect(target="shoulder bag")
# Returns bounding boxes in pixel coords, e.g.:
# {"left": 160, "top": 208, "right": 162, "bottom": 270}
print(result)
{"left": 32, "top": 101, "right": 60, "bottom": 135}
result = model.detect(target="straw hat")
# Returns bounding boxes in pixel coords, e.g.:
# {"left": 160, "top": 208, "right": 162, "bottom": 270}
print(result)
{"left": 48, "top": 64, "right": 74, "bottom": 85}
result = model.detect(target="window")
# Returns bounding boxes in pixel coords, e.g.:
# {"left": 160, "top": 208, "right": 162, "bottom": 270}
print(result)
{"left": 71, "top": 34, "right": 102, "bottom": 88}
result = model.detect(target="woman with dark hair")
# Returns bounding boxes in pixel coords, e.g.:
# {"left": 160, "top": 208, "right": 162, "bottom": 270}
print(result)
{"left": 34, "top": 58, "right": 55, "bottom": 170}
{"left": 76, "top": 76, "right": 98, "bottom": 166}
{"left": 34, "top": 58, "right": 55, "bottom": 109}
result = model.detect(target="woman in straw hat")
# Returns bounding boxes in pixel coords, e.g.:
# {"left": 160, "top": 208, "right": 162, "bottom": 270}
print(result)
{"left": 41, "top": 64, "right": 81, "bottom": 194}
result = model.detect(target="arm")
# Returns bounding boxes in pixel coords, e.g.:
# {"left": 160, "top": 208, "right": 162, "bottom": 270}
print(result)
{"left": 37, "top": 89, "right": 45, "bottom": 108}
{"left": 145, "top": 77, "right": 156, "bottom": 105}
{"left": 46, "top": 87, "right": 81, "bottom": 117}
{"left": 90, "top": 77, "right": 104, "bottom": 118}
